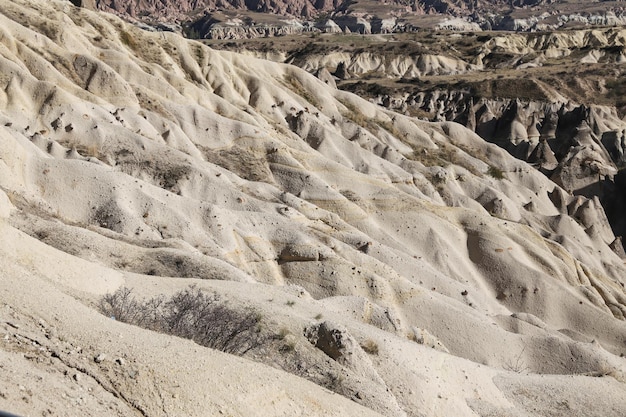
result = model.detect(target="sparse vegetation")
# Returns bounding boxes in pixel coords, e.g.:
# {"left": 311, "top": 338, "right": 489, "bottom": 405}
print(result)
{"left": 360, "top": 339, "right": 379, "bottom": 355}
{"left": 116, "top": 160, "right": 192, "bottom": 193}
{"left": 57, "top": 138, "right": 102, "bottom": 159}
{"left": 338, "top": 98, "right": 403, "bottom": 138}
{"left": 279, "top": 340, "right": 296, "bottom": 353}
{"left": 327, "top": 372, "right": 346, "bottom": 394}
{"left": 7, "top": 2, "right": 626, "bottom": 415}
{"left": 487, "top": 165, "right": 505, "bottom": 180}
{"left": 337, "top": 98, "right": 370, "bottom": 128}
{"left": 273, "top": 327, "right": 297, "bottom": 352}
{"left": 119, "top": 30, "right": 137, "bottom": 50}
{"left": 504, "top": 345, "right": 529, "bottom": 373}
{"left": 407, "top": 142, "right": 459, "bottom": 168}
{"left": 275, "top": 327, "right": 290, "bottom": 340}
{"left": 284, "top": 73, "right": 320, "bottom": 108}
{"left": 375, "top": 119, "right": 403, "bottom": 139}
{"left": 100, "top": 286, "right": 266, "bottom": 355}
{"left": 606, "top": 77, "right": 626, "bottom": 109}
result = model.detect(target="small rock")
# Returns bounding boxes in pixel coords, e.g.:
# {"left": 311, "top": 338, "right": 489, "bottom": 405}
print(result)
{"left": 115, "top": 357, "right": 125, "bottom": 366}
{"left": 73, "top": 373, "right": 80, "bottom": 382}
{"left": 94, "top": 353, "right": 106, "bottom": 363}
{"left": 51, "top": 118, "right": 62, "bottom": 130}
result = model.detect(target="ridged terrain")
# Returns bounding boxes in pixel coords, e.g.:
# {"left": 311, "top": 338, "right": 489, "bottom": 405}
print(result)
{"left": 91, "top": 0, "right": 626, "bottom": 37}
{"left": 223, "top": 27, "right": 626, "bottom": 242}
{"left": 1, "top": 1, "right": 626, "bottom": 416}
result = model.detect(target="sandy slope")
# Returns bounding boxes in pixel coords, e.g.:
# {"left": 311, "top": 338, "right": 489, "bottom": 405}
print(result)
{"left": 1, "top": 1, "right": 626, "bottom": 416}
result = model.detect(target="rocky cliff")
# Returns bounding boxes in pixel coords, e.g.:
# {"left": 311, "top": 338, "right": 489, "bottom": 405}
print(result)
{"left": 91, "top": 0, "right": 626, "bottom": 38}
{"left": 95, "top": 0, "right": 339, "bottom": 20}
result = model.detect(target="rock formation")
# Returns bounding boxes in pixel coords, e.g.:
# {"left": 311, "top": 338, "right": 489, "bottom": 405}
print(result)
{"left": 95, "top": 0, "right": 335, "bottom": 20}
{"left": 1, "top": 1, "right": 626, "bottom": 416}
{"left": 87, "top": 0, "right": 626, "bottom": 40}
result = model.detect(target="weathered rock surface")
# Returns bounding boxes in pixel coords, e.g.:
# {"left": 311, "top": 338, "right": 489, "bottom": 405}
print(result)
{"left": 95, "top": 0, "right": 334, "bottom": 20}
{"left": 89, "top": 0, "right": 626, "bottom": 40}
{"left": 373, "top": 90, "right": 626, "bottom": 241}
{"left": 188, "top": 15, "right": 412, "bottom": 39}
{"left": 268, "top": 27, "right": 625, "bottom": 244}
{"left": 296, "top": 52, "right": 478, "bottom": 79}
{"left": 191, "top": 18, "right": 315, "bottom": 40}
{"left": 1, "top": 1, "right": 626, "bottom": 417}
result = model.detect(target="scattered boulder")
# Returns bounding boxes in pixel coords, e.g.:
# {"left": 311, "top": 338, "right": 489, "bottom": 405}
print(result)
{"left": 305, "top": 321, "right": 355, "bottom": 361}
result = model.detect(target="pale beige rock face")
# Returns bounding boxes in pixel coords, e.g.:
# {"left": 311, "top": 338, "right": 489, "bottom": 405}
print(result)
{"left": 1, "top": 1, "right": 626, "bottom": 417}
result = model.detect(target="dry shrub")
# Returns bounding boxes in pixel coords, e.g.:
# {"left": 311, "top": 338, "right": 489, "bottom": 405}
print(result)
{"left": 375, "top": 119, "right": 403, "bottom": 139}
{"left": 487, "top": 165, "right": 505, "bottom": 180}
{"left": 361, "top": 339, "right": 379, "bottom": 355}
{"left": 99, "top": 287, "right": 161, "bottom": 326}
{"left": 503, "top": 345, "right": 529, "bottom": 373}
{"left": 284, "top": 73, "right": 320, "bottom": 108}
{"left": 408, "top": 143, "right": 458, "bottom": 167}
{"left": 100, "top": 285, "right": 265, "bottom": 355}
{"left": 338, "top": 98, "right": 373, "bottom": 130}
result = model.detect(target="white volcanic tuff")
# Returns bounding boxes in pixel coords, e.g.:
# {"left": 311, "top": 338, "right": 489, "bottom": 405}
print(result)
{"left": 477, "top": 28, "right": 626, "bottom": 64}
{"left": 0, "top": 244, "right": 388, "bottom": 417}
{"left": 296, "top": 51, "right": 478, "bottom": 78}
{"left": 375, "top": 88, "right": 626, "bottom": 198}
{"left": 0, "top": 0, "right": 620, "bottom": 360}
{"left": 1, "top": 1, "right": 626, "bottom": 416}
{"left": 493, "top": 11, "right": 626, "bottom": 32}
{"left": 197, "top": 21, "right": 314, "bottom": 40}
{"left": 250, "top": 27, "right": 626, "bottom": 77}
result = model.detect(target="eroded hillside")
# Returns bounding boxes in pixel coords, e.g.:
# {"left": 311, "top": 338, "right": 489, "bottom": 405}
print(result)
{"left": 214, "top": 28, "right": 626, "bottom": 242}
{"left": 1, "top": 1, "right": 626, "bottom": 416}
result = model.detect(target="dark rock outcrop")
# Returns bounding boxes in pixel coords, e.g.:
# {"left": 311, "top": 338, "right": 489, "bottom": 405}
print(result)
{"left": 70, "top": 0, "right": 96, "bottom": 8}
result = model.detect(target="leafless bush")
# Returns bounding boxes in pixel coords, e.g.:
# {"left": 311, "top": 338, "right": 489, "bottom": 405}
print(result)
{"left": 162, "top": 287, "right": 264, "bottom": 354}
{"left": 100, "top": 287, "right": 163, "bottom": 327}
{"left": 504, "top": 345, "right": 529, "bottom": 373}
{"left": 100, "top": 286, "right": 265, "bottom": 355}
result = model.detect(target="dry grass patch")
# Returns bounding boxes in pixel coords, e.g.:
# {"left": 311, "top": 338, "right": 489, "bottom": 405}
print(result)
{"left": 407, "top": 142, "right": 459, "bottom": 167}
{"left": 338, "top": 98, "right": 403, "bottom": 138}
{"left": 360, "top": 339, "right": 379, "bottom": 355}
{"left": 284, "top": 73, "right": 320, "bottom": 109}
{"left": 57, "top": 138, "right": 102, "bottom": 159}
